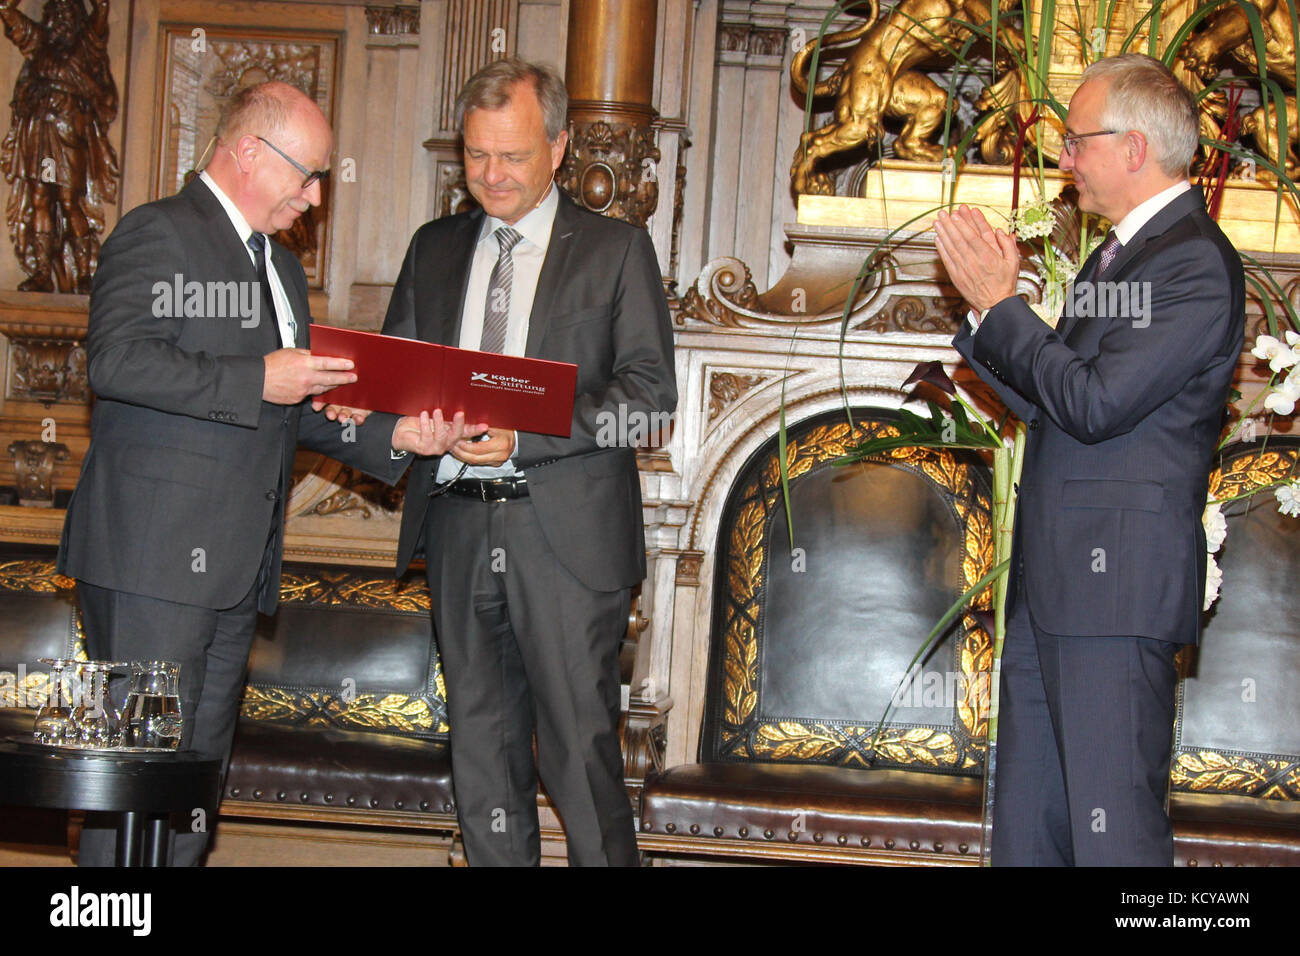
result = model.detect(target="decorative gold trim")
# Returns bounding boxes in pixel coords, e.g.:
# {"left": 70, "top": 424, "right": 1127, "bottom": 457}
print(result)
{"left": 1172, "top": 751, "right": 1300, "bottom": 801}
{"left": 240, "top": 687, "right": 446, "bottom": 735}
{"left": 716, "top": 416, "right": 992, "bottom": 771}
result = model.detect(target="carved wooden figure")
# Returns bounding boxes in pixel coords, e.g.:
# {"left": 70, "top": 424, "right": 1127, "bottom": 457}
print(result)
{"left": 0, "top": 0, "right": 119, "bottom": 293}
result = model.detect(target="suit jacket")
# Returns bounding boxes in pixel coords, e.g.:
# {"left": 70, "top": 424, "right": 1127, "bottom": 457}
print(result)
{"left": 58, "top": 177, "right": 405, "bottom": 614}
{"left": 953, "top": 188, "right": 1245, "bottom": 644}
{"left": 382, "top": 191, "right": 677, "bottom": 592}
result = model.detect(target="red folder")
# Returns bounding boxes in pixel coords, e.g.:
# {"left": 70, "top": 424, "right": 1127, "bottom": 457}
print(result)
{"left": 309, "top": 324, "right": 577, "bottom": 437}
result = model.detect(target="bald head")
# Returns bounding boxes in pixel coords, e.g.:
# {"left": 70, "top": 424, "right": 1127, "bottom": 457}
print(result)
{"left": 205, "top": 81, "right": 332, "bottom": 235}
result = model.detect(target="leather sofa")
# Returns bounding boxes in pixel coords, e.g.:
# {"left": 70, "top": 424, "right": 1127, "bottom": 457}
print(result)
{"left": 639, "top": 411, "right": 1300, "bottom": 865}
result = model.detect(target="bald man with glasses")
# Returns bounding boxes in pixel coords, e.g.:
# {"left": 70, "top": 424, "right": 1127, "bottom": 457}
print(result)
{"left": 59, "top": 82, "right": 472, "bottom": 866}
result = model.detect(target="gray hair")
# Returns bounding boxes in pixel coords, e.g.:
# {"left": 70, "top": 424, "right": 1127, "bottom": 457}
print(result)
{"left": 454, "top": 58, "right": 568, "bottom": 142}
{"left": 1081, "top": 53, "right": 1199, "bottom": 178}
{"left": 215, "top": 82, "right": 290, "bottom": 145}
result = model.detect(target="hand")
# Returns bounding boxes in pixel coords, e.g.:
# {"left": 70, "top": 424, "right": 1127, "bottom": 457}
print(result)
{"left": 933, "top": 205, "right": 1021, "bottom": 312}
{"left": 391, "top": 410, "right": 488, "bottom": 457}
{"left": 263, "top": 348, "right": 356, "bottom": 405}
{"left": 311, "top": 401, "right": 372, "bottom": 425}
{"left": 451, "top": 427, "right": 515, "bottom": 467}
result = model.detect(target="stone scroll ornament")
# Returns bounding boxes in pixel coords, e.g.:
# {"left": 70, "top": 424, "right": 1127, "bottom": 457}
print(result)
{"left": 0, "top": 0, "right": 119, "bottom": 294}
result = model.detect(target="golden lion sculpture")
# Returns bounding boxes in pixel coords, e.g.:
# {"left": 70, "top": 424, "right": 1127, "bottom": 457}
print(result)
{"left": 790, "top": 0, "right": 1016, "bottom": 195}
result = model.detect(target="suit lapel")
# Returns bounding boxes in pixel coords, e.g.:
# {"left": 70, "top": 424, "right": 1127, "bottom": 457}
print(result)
{"left": 525, "top": 192, "right": 579, "bottom": 357}
{"left": 182, "top": 178, "right": 280, "bottom": 353}
{"left": 1059, "top": 187, "right": 1205, "bottom": 342}
{"left": 437, "top": 211, "right": 483, "bottom": 347}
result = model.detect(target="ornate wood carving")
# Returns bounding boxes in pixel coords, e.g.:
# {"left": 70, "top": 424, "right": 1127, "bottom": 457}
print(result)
{"left": 7, "top": 439, "right": 70, "bottom": 505}
{"left": 0, "top": 0, "right": 120, "bottom": 294}
{"left": 674, "top": 551, "right": 703, "bottom": 586}
{"left": 707, "top": 371, "right": 770, "bottom": 423}
{"left": 436, "top": 0, "right": 514, "bottom": 135}
{"left": 557, "top": 118, "right": 660, "bottom": 226}
{"left": 8, "top": 337, "right": 88, "bottom": 403}
{"left": 365, "top": 3, "right": 420, "bottom": 37}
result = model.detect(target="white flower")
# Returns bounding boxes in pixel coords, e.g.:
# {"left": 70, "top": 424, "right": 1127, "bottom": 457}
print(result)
{"left": 1012, "top": 200, "right": 1054, "bottom": 240}
{"left": 1264, "top": 377, "right": 1300, "bottom": 415}
{"left": 1202, "top": 499, "right": 1227, "bottom": 553}
{"left": 1276, "top": 480, "right": 1300, "bottom": 517}
{"left": 1251, "top": 334, "right": 1300, "bottom": 373}
{"left": 1286, "top": 330, "right": 1300, "bottom": 349}
{"left": 1203, "top": 553, "right": 1223, "bottom": 611}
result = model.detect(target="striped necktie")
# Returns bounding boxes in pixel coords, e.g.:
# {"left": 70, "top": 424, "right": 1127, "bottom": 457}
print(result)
{"left": 479, "top": 226, "right": 523, "bottom": 354}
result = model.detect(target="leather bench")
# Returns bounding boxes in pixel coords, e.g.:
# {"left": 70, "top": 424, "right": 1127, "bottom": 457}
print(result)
{"left": 640, "top": 412, "right": 1300, "bottom": 865}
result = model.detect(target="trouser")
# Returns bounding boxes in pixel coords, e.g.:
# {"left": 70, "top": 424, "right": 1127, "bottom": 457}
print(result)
{"left": 990, "top": 581, "right": 1181, "bottom": 866}
{"left": 423, "top": 494, "right": 638, "bottom": 866}
{"left": 75, "top": 577, "right": 260, "bottom": 866}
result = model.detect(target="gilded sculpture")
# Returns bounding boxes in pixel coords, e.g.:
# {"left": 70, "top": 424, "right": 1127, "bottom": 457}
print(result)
{"left": 0, "top": 0, "right": 119, "bottom": 293}
{"left": 790, "top": 0, "right": 1021, "bottom": 194}
{"left": 790, "top": 0, "right": 1299, "bottom": 194}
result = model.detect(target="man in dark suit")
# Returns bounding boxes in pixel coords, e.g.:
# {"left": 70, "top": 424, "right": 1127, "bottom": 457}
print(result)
{"left": 934, "top": 54, "right": 1245, "bottom": 865}
{"left": 59, "top": 81, "right": 471, "bottom": 865}
{"left": 376, "top": 59, "right": 676, "bottom": 866}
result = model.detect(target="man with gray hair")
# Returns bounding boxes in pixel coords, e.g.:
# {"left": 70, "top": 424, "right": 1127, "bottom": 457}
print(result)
{"left": 373, "top": 58, "right": 676, "bottom": 866}
{"left": 934, "top": 53, "right": 1245, "bottom": 865}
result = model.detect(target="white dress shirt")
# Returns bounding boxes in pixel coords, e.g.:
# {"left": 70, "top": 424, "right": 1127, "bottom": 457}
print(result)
{"left": 436, "top": 183, "right": 560, "bottom": 481}
{"left": 199, "top": 170, "right": 298, "bottom": 349}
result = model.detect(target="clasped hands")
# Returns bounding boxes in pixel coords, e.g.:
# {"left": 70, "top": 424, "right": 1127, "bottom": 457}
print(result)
{"left": 311, "top": 399, "right": 507, "bottom": 462}
{"left": 932, "top": 205, "right": 1021, "bottom": 313}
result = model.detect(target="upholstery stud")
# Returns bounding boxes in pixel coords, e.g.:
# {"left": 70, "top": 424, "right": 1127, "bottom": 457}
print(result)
{"left": 885, "top": 839, "right": 895, "bottom": 849}
{"left": 252, "top": 789, "right": 263, "bottom": 799}
{"left": 958, "top": 843, "right": 969, "bottom": 854}
{"left": 837, "top": 835, "right": 847, "bottom": 846}
{"left": 323, "top": 794, "right": 334, "bottom": 803}
{"left": 641, "top": 821, "right": 652, "bottom": 831}
{"left": 300, "top": 792, "right": 310, "bottom": 803}
{"left": 665, "top": 823, "right": 676, "bottom": 833}
{"left": 813, "top": 832, "right": 824, "bottom": 843}
{"left": 395, "top": 800, "right": 404, "bottom": 809}
{"left": 368, "top": 797, "right": 379, "bottom": 808}
{"left": 909, "top": 840, "right": 920, "bottom": 850}
{"left": 738, "top": 827, "right": 749, "bottom": 838}
{"left": 346, "top": 796, "right": 356, "bottom": 806}
{"left": 713, "top": 826, "right": 724, "bottom": 837}
{"left": 763, "top": 829, "right": 774, "bottom": 840}
{"left": 689, "top": 824, "right": 700, "bottom": 834}
{"left": 230, "top": 788, "right": 241, "bottom": 797}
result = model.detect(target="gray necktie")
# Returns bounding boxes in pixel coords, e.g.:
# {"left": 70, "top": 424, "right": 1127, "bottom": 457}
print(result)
{"left": 480, "top": 226, "right": 523, "bottom": 354}
{"left": 1095, "top": 230, "right": 1121, "bottom": 278}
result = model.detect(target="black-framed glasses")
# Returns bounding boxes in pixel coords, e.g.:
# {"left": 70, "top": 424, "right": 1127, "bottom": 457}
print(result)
{"left": 256, "top": 135, "right": 329, "bottom": 189}
{"left": 1062, "top": 129, "right": 1119, "bottom": 156}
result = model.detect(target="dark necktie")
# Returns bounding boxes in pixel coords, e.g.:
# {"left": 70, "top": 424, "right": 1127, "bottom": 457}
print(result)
{"left": 1095, "top": 230, "right": 1121, "bottom": 278}
{"left": 247, "top": 232, "right": 294, "bottom": 345}
{"left": 479, "top": 226, "right": 523, "bottom": 354}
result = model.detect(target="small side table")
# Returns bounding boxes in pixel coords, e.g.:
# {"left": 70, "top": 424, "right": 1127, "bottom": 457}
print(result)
{"left": 0, "top": 739, "right": 220, "bottom": 866}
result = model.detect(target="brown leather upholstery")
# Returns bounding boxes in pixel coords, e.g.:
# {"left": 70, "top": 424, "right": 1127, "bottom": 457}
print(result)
{"left": 639, "top": 763, "right": 982, "bottom": 862}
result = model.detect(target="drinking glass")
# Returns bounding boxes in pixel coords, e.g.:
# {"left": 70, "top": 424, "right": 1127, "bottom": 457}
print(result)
{"left": 32, "top": 658, "right": 77, "bottom": 744}
{"left": 123, "top": 661, "right": 183, "bottom": 750}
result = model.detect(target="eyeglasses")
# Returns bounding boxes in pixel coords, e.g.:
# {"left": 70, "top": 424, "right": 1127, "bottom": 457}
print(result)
{"left": 1062, "top": 129, "right": 1119, "bottom": 156}
{"left": 256, "top": 136, "right": 329, "bottom": 189}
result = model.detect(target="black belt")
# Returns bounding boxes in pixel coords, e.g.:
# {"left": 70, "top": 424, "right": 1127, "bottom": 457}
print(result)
{"left": 445, "top": 475, "right": 529, "bottom": 501}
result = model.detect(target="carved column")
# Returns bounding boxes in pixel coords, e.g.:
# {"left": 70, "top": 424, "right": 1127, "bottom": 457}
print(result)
{"left": 560, "top": 0, "right": 660, "bottom": 227}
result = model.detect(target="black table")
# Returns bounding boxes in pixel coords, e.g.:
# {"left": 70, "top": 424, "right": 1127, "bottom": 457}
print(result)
{"left": 0, "top": 739, "right": 220, "bottom": 866}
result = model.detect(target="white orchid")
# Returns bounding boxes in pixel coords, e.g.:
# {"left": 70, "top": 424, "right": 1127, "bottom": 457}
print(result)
{"left": 1264, "top": 376, "right": 1300, "bottom": 415}
{"left": 1276, "top": 479, "right": 1300, "bottom": 518}
{"left": 1251, "top": 334, "right": 1300, "bottom": 373}
{"left": 1202, "top": 497, "right": 1227, "bottom": 552}
{"left": 1203, "top": 554, "right": 1223, "bottom": 611}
